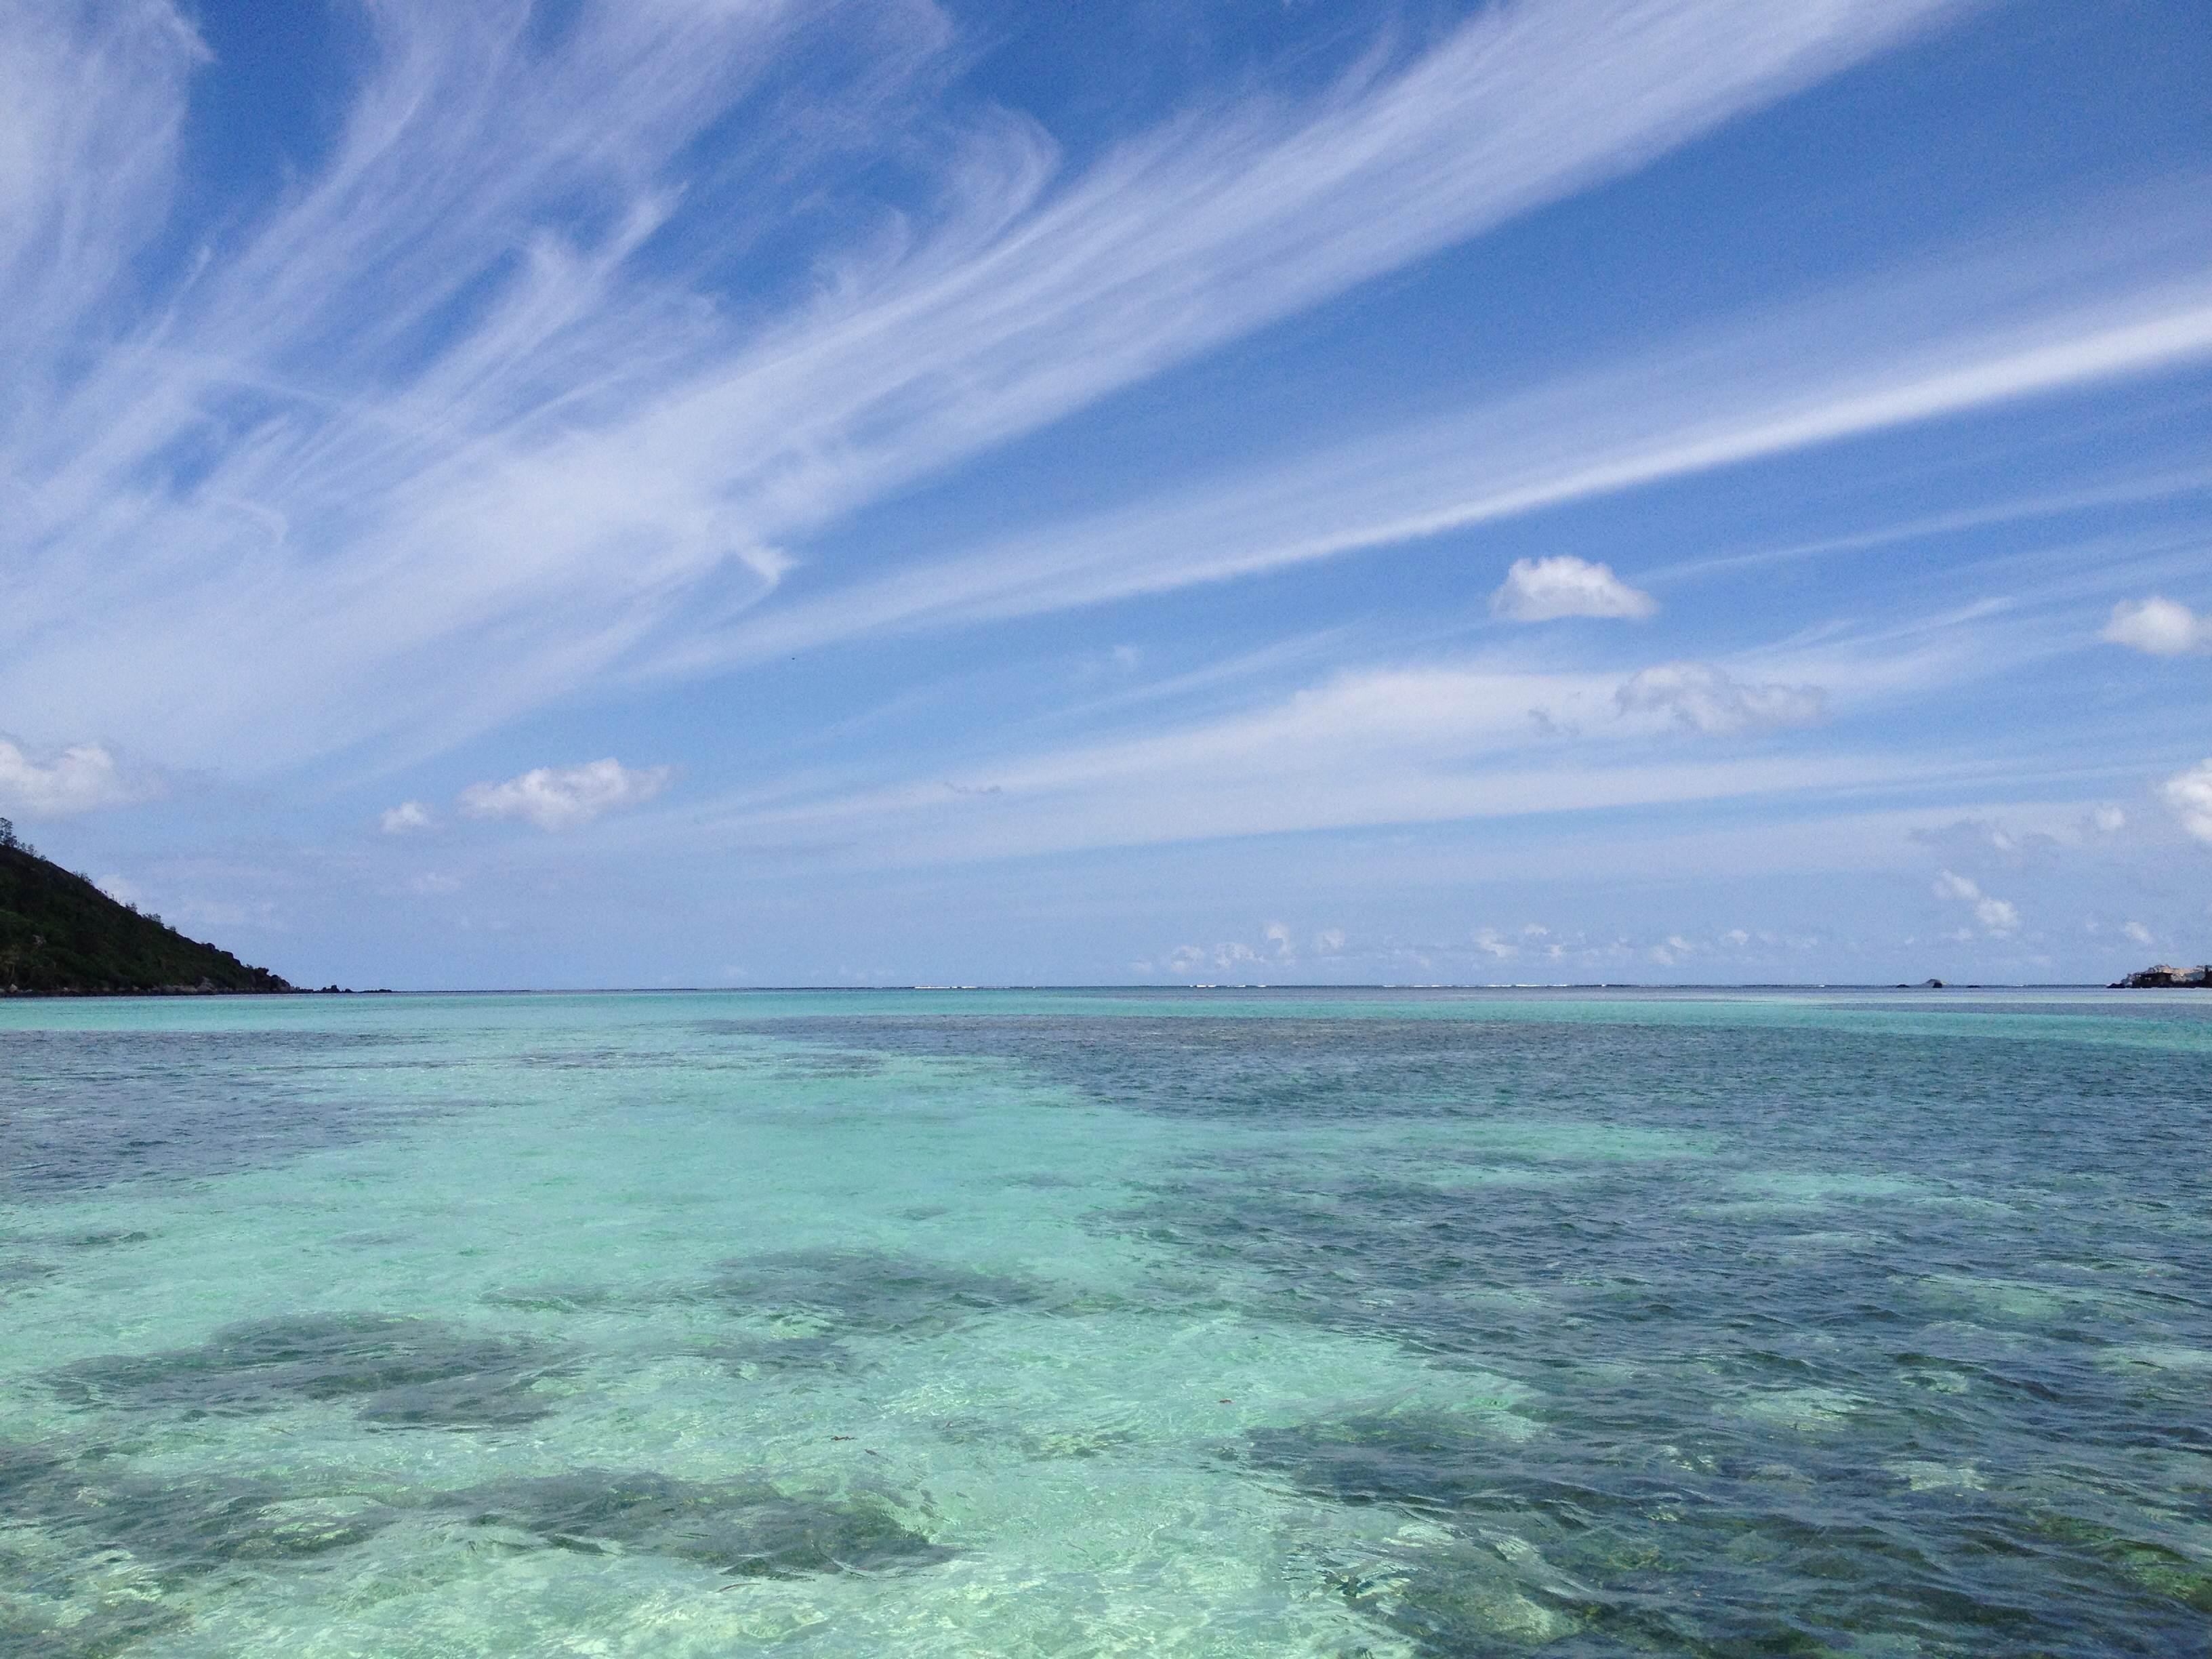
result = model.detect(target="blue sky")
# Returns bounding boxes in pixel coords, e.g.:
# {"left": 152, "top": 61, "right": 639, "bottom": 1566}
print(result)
{"left": 3, "top": 0, "right": 2208, "bottom": 987}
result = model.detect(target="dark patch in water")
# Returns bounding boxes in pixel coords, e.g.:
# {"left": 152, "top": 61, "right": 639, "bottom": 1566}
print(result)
{"left": 433, "top": 1469, "right": 956, "bottom": 1578}
{"left": 0, "top": 1027, "right": 439, "bottom": 1201}
{"left": 1244, "top": 1412, "right": 1507, "bottom": 1515}
{"left": 0, "top": 1257, "right": 58, "bottom": 1296}
{"left": 0, "top": 1597, "right": 190, "bottom": 1659}
{"left": 79, "top": 1476, "right": 401, "bottom": 1570}
{"left": 0, "top": 1441, "right": 399, "bottom": 1657}
{"left": 1245, "top": 1410, "right": 2212, "bottom": 1657}
{"left": 480, "top": 1282, "right": 624, "bottom": 1314}
{"left": 713, "top": 1334, "right": 861, "bottom": 1377}
{"left": 47, "top": 1313, "right": 569, "bottom": 1430}
{"left": 705, "top": 1249, "right": 1044, "bottom": 1338}
{"left": 0, "top": 1443, "right": 954, "bottom": 1650}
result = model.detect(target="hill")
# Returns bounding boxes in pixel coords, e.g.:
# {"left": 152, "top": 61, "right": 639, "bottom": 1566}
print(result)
{"left": 0, "top": 823, "right": 293, "bottom": 995}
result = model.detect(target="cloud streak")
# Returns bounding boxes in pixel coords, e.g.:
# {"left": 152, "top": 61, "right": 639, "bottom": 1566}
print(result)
{"left": 0, "top": 0, "right": 1976, "bottom": 774}
{"left": 712, "top": 184, "right": 2212, "bottom": 663}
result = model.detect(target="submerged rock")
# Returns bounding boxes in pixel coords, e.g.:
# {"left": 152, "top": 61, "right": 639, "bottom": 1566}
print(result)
{"left": 704, "top": 1248, "right": 1043, "bottom": 1338}
{"left": 47, "top": 1312, "right": 569, "bottom": 1430}
{"left": 433, "top": 1469, "right": 957, "bottom": 1578}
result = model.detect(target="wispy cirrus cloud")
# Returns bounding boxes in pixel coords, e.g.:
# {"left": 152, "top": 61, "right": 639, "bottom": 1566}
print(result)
{"left": 0, "top": 0, "right": 1978, "bottom": 775}
{"left": 676, "top": 617, "right": 1979, "bottom": 864}
{"left": 714, "top": 186, "right": 2212, "bottom": 664}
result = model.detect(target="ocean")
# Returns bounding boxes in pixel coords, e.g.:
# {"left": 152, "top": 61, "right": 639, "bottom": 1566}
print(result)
{"left": 2, "top": 988, "right": 2207, "bottom": 1656}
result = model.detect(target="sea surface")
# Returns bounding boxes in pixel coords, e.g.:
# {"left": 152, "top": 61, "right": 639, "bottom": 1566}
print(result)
{"left": 1, "top": 988, "right": 2208, "bottom": 1658}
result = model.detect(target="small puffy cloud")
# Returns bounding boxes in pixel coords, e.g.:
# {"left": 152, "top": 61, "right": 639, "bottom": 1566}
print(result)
{"left": 1313, "top": 928, "right": 1347, "bottom": 954}
{"left": 1975, "top": 897, "right": 2020, "bottom": 935}
{"left": 2160, "top": 759, "right": 2212, "bottom": 843}
{"left": 2101, "top": 596, "right": 2211, "bottom": 656}
{"left": 1473, "top": 926, "right": 1515, "bottom": 959}
{"left": 2123, "top": 920, "right": 2154, "bottom": 946}
{"left": 2088, "top": 805, "right": 2127, "bottom": 835}
{"left": 1616, "top": 661, "right": 1825, "bottom": 735}
{"left": 457, "top": 758, "right": 672, "bottom": 831}
{"left": 1721, "top": 928, "right": 1750, "bottom": 947}
{"left": 1490, "top": 556, "right": 1656, "bottom": 622}
{"left": 1265, "top": 921, "right": 1294, "bottom": 961}
{"left": 0, "top": 738, "right": 147, "bottom": 817}
{"left": 381, "top": 800, "right": 435, "bottom": 834}
{"left": 1932, "top": 869, "right": 1981, "bottom": 902}
{"left": 1933, "top": 870, "right": 2019, "bottom": 935}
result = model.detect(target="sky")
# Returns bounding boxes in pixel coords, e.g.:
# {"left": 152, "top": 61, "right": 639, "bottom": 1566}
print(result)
{"left": 2, "top": 0, "right": 2209, "bottom": 989}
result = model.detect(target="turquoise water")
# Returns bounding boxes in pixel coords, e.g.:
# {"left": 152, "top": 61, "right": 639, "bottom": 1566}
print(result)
{"left": 2, "top": 988, "right": 2208, "bottom": 1657}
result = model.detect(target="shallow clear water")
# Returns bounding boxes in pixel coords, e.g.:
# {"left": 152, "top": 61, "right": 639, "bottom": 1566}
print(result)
{"left": 2, "top": 988, "right": 2208, "bottom": 1657}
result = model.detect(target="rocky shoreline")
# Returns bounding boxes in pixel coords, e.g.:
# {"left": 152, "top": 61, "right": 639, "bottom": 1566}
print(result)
{"left": 2111, "top": 963, "right": 2212, "bottom": 988}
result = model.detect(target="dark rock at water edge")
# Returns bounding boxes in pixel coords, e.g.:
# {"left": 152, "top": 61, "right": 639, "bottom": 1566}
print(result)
{"left": 0, "top": 829, "right": 291, "bottom": 995}
{"left": 2111, "top": 962, "right": 2212, "bottom": 988}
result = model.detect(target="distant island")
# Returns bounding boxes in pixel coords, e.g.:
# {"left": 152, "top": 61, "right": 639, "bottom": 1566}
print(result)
{"left": 2111, "top": 963, "right": 2212, "bottom": 988}
{"left": 0, "top": 818, "right": 293, "bottom": 995}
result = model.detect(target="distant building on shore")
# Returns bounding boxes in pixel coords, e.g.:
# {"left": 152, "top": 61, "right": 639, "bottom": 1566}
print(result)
{"left": 2112, "top": 963, "right": 2212, "bottom": 988}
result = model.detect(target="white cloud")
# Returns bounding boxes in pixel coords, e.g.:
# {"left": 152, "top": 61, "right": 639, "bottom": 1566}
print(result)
{"left": 1932, "top": 869, "right": 2020, "bottom": 935}
{"left": 1721, "top": 928, "right": 1751, "bottom": 947}
{"left": 1975, "top": 897, "right": 2021, "bottom": 935}
{"left": 681, "top": 630, "right": 1970, "bottom": 866}
{"left": 1313, "top": 928, "right": 1347, "bottom": 954}
{"left": 718, "top": 187, "right": 2212, "bottom": 668}
{"left": 1616, "top": 662, "right": 1826, "bottom": 735}
{"left": 2101, "top": 596, "right": 2211, "bottom": 655}
{"left": 381, "top": 801, "right": 436, "bottom": 834}
{"left": 1473, "top": 927, "right": 1517, "bottom": 959}
{"left": 2089, "top": 804, "right": 2127, "bottom": 834}
{"left": 2123, "top": 920, "right": 2154, "bottom": 945}
{"left": 1264, "top": 921, "right": 1294, "bottom": 961}
{"left": 457, "top": 758, "right": 672, "bottom": 831}
{"left": 0, "top": 0, "right": 1982, "bottom": 772}
{"left": 1931, "top": 869, "right": 1981, "bottom": 901}
{"left": 98, "top": 874, "right": 143, "bottom": 907}
{"left": 2159, "top": 759, "right": 2212, "bottom": 843}
{"left": 1490, "top": 555, "right": 1656, "bottom": 621}
{"left": 0, "top": 738, "right": 146, "bottom": 817}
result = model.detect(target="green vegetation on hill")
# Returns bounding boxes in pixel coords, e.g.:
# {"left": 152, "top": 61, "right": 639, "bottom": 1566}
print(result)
{"left": 0, "top": 821, "right": 292, "bottom": 995}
